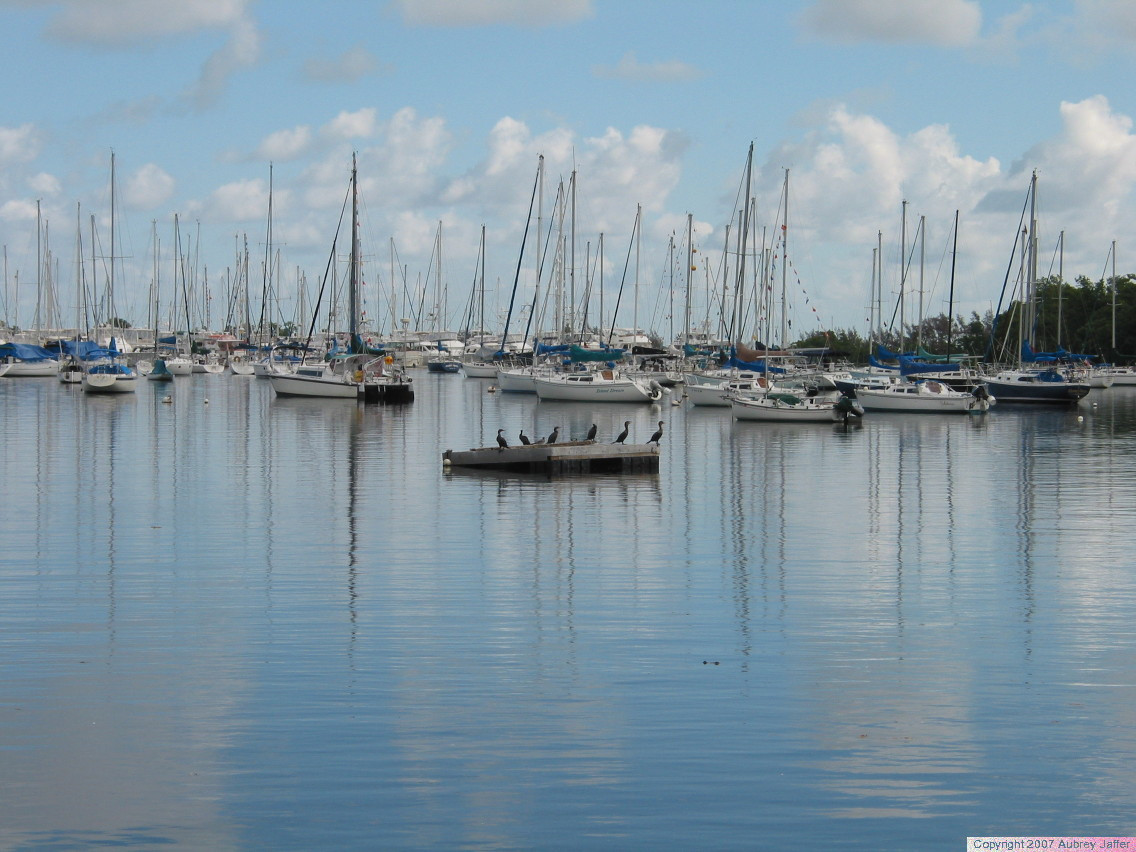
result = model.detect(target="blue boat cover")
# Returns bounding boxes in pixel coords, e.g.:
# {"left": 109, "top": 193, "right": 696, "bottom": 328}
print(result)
{"left": 898, "top": 355, "right": 961, "bottom": 375}
{"left": 0, "top": 342, "right": 57, "bottom": 362}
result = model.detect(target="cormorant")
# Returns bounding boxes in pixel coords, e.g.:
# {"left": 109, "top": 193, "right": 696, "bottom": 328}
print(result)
{"left": 613, "top": 421, "right": 630, "bottom": 444}
{"left": 586, "top": 423, "right": 598, "bottom": 441}
{"left": 496, "top": 428, "right": 509, "bottom": 449}
{"left": 519, "top": 430, "right": 531, "bottom": 445}
{"left": 546, "top": 426, "right": 560, "bottom": 444}
{"left": 647, "top": 420, "right": 664, "bottom": 445}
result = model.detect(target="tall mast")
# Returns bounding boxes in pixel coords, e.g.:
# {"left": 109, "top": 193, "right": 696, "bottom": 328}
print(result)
{"left": 899, "top": 199, "right": 907, "bottom": 352}
{"left": 259, "top": 163, "right": 273, "bottom": 341}
{"left": 349, "top": 153, "right": 359, "bottom": 344}
{"left": 946, "top": 210, "right": 958, "bottom": 361}
{"left": 684, "top": 213, "right": 693, "bottom": 347}
{"left": 735, "top": 143, "right": 753, "bottom": 344}
{"left": 1027, "top": 170, "right": 1038, "bottom": 340}
{"left": 918, "top": 214, "right": 925, "bottom": 350}
{"left": 570, "top": 168, "right": 577, "bottom": 339}
{"left": 1111, "top": 239, "right": 1117, "bottom": 350}
{"left": 634, "top": 203, "right": 641, "bottom": 343}
{"left": 109, "top": 151, "right": 116, "bottom": 332}
{"left": 34, "top": 199, "right": 42, "bottom": 330}
{"left": 781, "top": 168, "right": 789, "bottom": 349}
{"left": 667, "top": 232, "right": 674, "bottom": 345}
{"left": 1057, "top": 230, "right": 1065, "bottom": 349}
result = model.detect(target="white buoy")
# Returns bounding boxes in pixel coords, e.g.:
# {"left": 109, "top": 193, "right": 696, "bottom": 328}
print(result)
{"left": 1077, "top": 415, "right": 1084, "bottom": 422}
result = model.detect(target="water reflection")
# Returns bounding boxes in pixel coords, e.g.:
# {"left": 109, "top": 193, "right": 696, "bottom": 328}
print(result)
{"left": 3, "top": 378, "right": 1136, "bottom": 846}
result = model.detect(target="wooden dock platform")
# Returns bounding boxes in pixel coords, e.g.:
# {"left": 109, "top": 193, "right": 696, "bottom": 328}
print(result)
{"left": 442, "top": 440, "right": 660, "bottom": 475}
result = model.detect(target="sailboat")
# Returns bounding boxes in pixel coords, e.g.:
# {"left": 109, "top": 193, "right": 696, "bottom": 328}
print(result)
{"left": 270, "top": 154, "right": 413, "bottom": 403}
{"left": 83, "top": 152, "right": 138, "bottom": 395}
{"left": 984, "top": 172, "right": 1091, "bottom": 404}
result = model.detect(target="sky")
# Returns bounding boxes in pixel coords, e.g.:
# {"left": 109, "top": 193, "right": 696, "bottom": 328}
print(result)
{"left": 2, "top": 0, "right": 1135, "bottom": 346}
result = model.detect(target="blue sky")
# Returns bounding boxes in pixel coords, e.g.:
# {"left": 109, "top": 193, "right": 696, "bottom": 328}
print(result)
{"left": 2, "top": 0, "right": 1135, "bottom": 345}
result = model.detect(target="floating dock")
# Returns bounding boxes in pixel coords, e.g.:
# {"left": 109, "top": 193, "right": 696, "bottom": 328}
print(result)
{"left": 443, "top": 440, "right": 660, "bottom": 475}
{"left": 360, "top": 381, "right": 414, "bottom": 404}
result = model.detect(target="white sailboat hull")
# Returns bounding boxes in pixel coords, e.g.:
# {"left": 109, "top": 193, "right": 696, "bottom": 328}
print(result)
{"left": 731, "top": 394, "right": 839, "bottom": 422}
{"left": 533, "top": 372, "right": 664, "bottom": 403}
{"left": 855, "top": 381, "right": 992, "bottom": 413}
{"left": 3, "top": 359, "right": 59, "bottom": 377}
{"left": 269, "top": 372, "right": 359, "bottom": 398}
{"left": 82, "top": 371, "right": 139, "bottom": 394}
{"left": 496, "top": 368, "right": 538, "bottom": 393}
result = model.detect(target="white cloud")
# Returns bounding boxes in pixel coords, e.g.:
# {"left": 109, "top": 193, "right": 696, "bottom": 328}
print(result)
{"left": 28, "top": 172, "right": 62, "bottom": 196}
{"left": 0, "top": 123, "right": 41, "bottom": 165}
{"left": 1077, "top": 0, "right": 1136, "bottom": 41}
{"left": 360, "top": 107, "right": 451, "bottom": 205}
{"left": 206, "top": 177, "right": 270, "bottom": 222}
{"left": 256, "top": 126, "right": 315, "bottom": 162}
{"left": 801, "top": 0, "right": 982, "bottom": 46}
{"left": 185, "top": 12, "right": 261, "bottom": 109}
{"left": 393, "top": 0, "right": 593, "bottom": 27}
{"left": 46, "top": 0, "right": 253, "bottom": 45}
{"left": 303, "top": 46, "right": 384, "bottom": 82}
{"left": 1016, "top": 96, "right": 1136, "bottom": 222}
{"left": 593, "top": 51, "right": 704, "bottom": 82}
{"left": 323, "top": 108, "right": 379, "bottom": 141}
{"left": 0, "top": 198, "right": 40, "bottom": 223}
{"left": 124, "top": 163, "right": 175, "bottom": 209}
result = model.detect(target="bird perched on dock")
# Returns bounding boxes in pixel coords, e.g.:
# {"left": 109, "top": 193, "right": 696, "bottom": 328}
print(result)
{"left": 519, "top": 430, "right": 531, "bottom": 445}
{"left": 613, "top": 421, "right": 630, "bottom": 444}
{"left": 496, "top": 429, "right": 509, "bottom": 449}
{"left": 647, "top": 421, "right": 664, "bottom": 445}
{"left": 546, "top": 426, "right": 560, "bottom": 444}
{"left": 586, "top": 423, "right": 597, "bottom": 441}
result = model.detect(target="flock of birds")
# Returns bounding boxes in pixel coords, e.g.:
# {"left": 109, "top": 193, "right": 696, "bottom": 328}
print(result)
{"left": 496, "top": 420, "right": 663, "bottom": 449}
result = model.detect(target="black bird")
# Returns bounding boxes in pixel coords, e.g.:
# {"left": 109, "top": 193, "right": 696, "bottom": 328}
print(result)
{"left": 496, "top": 428, "right": 509, "bottom": 449}
{"left": 586, "top": 423, "right": 598, "bottom": 441}
{"left": 546, "top": 426, "right": 560, "bottom": 444}
{"left": 519, "top": 430, "right": 531, "bottom": 445}
{"left": 613, "top": 421, "right": 630, "bottom": 444}
{"left": 647, "top": 420, "right": 664, "bottom": 445}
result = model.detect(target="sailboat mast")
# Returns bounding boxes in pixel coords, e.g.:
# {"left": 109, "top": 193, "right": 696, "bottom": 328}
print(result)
{"left": 667, "top": 232, "right": 674, "bottom": 345}
{"left": 781, "top": 168, "right": 789, "bottom": 349}
{"left": 1111, "top": 239, "right": 1117, "bottom": 350}
{"left": 1057, "top": 230, "right": 1065, "bottom": 350}
{"left": 349, "top": 154, "right": 359, "bottom": 344}
{"left": 899, "top": 199, "right": 907, "bottom": 352}
{"left": 918, "top": 214, "right": 925, "bottom": 350}
{"left": 109, "top": 152, "right": 116, "bottom": 336}
{"left": 35, "top": 199, "right": 42, "bottom": 330}
{"left": 634, "top": 203, "right": 641, "bottom": 345}
{"left": 946, "top": 210, "right": 958, "bottom": 361}
{"left": 570, "top": 168, "right": 577, "bottom": 339}
{"left": 684, "top": 213, "right": 693, "bottom": 348}
{"left": 735, "top": 143, "right": 753, "bottom": 345}
{"left": 1027, "top": 170, "right": 1038, "bottom": 340}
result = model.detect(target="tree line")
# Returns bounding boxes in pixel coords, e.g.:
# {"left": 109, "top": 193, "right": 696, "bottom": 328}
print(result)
{"left": 794, "top": 272, "right": 1136, "bottom": 364}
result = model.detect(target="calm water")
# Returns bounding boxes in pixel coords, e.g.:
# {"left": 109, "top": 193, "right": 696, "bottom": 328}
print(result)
{"left": 2, "top": 372, "right": 1135, "bottom": 850}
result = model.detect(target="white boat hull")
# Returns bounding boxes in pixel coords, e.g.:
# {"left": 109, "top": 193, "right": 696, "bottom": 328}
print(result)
{"left": 686, "top": 377, "right": 774, "bottom": 407}
{"left": 731, "top": 394, "right": 840, "bottom": 422}
{"left": 496, "top": 368, "right": 538, "bottom": 393}
{"left": 3, "top": 359, "right": 59, "bottom": 377}
{"left": 461, "top": 361, "right": 499, "bottom": 378}
{"left": 855, "top": 381, "right": 992, "bottom": 413}
{"left": 164, "top": 358, "right": 195, "bottom": 376}
{"left": 533, "top": 373, "right": 664, "bottom": 403}
{"left": 269, "top": 372, "right": 359, "bottom": 398}
{"left": 82, "top": 372, "right": 139, "bottom": 394}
